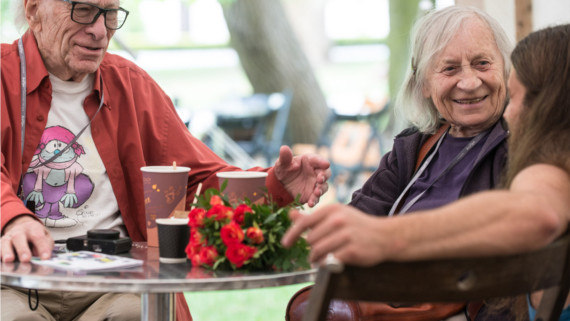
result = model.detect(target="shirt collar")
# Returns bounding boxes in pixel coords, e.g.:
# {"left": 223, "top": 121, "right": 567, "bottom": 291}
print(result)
{"left": 21, "top": 30, "right": 49, "bottom": 95}
{"left": 22, "top": 30, "right": 107, "bottom": 109}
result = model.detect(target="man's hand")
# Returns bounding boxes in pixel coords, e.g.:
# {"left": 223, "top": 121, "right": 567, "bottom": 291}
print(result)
{"left": 273, "top": 146, "right": 331, "bottom": 207}
{"left": 281, "top": 204, "right": 387, "bottom": 266}
{"left": 1, "top": 216, "right": 53, "bottom": 263}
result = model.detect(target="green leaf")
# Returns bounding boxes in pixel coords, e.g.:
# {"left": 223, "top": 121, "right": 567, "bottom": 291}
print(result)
{"left": 264, "top": 213, "right": 278, "bottom": 225}
{"left": 213, "top": 257, "right": 226, "bottom": 269}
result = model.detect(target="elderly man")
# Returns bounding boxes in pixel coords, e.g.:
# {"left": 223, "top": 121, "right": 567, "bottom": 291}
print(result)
{"left": 0, "top": 0, "right": 330, "bottom": 319}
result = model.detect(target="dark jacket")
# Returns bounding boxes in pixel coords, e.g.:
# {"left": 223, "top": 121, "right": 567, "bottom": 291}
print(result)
{"left": 350, "top": 120, "right": 508, "bottom": 216}
{"left": 349, "top": 120, "right": 511, "bottom": 321}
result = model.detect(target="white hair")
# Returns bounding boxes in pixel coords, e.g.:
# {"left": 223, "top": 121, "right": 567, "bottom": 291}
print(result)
{"left": 395, "top": 5, "right": 513, "bottom": 134}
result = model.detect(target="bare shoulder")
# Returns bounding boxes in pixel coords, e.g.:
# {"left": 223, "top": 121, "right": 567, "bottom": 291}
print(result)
{"left": 512, "top": 164, "right": 570, "bottom": 190}
{"left": 512, "top": 164, "right": 570, "bottom": 222}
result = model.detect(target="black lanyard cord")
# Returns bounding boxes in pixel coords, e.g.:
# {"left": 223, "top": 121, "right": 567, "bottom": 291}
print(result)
{"left": 17, "top": 37, "right": 104, "bottom": 209}
{"left": 18, "top": 37, "right": 105, "bottom": 170}
{"left": 28, "top": 289, "right": 39, "bottom": 311}
{"left": 28, "top": 93, "right": 104, "bottom": 170}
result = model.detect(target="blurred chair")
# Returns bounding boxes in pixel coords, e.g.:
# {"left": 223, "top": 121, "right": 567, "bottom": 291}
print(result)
{"left": 215, "top": 90, "right": 292, "bottom": 166}
{"left": 315, "top": 101, "right": 391, "bottom": 202}
{"left": 302, "top": 228, "right": 570, "bottom": 321}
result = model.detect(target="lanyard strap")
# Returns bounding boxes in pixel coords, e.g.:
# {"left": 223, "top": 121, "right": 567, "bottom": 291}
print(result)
{"left": 18, "top": 38, "right": 27, "bottom": 157}
{"left": 29, "top": 92, "right": 104, "bottom": 169}
{"left": 388, "top": 128, "right": 488, "bottom": 216}
{"left": 18, "top": 37, "right": 105, "bottom": 169}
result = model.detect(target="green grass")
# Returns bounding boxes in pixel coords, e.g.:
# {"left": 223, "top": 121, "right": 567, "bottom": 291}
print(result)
{"left": 184, "top": 282, "right": 312, "bottom": 321}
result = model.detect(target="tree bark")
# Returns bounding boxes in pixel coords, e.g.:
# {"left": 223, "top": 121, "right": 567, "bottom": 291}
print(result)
{"left": 387, "top": 0, "right": 421, "bottom": 105}
{"left": 222, "top": 0, "right": 329, "bottom": 144}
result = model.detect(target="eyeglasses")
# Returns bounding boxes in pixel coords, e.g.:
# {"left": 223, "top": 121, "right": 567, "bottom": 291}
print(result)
{"left": 61, "top": 0, "right": 129, "bottom": 30}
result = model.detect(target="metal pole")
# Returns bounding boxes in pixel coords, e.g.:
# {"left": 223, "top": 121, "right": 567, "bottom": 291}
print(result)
{"left": 142, "top": 292, "right": 176, "bottom": 321}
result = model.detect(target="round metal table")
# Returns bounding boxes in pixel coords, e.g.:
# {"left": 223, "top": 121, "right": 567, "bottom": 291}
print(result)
{"left": 1, "top": 242, "right": 316, "bottom": 320}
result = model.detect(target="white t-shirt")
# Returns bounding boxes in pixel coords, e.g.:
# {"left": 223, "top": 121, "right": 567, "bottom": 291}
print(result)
{"left": 22, "top": 73, "right": 124, "bottom": 241}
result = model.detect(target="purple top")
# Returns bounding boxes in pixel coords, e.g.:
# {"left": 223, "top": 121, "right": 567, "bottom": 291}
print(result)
{"left": 401, "top": 133, "right": 486, "bottom": 213}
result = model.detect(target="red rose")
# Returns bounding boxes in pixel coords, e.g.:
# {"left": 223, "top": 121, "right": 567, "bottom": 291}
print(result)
{"left": 185, "top": 241, "right": 195, "bottom": 257}
{"left": 188, "top": 208, "right": 206, "bottom": 228}
{"left": 246, "top": 227, "right": 264, "bottom": 244}
{"left": 233, "top": 204, "right": 253, "bottom": 225}
{"left": 186, "top": 267, "right": 210, "bottom": 279}
{"left": 188, "top": 229, "right": 205, "bottom": 248}
{"left": 199, "top": 246, "right": 219, "bottom": 266}
{"left": 187, "top": 229, "right": 206, "bottom": 259}
{"left": 191, "top": 253, "right": 202, "bottom": 267}
{"left": 206, "top": 204, "right": 233, "bottom": 221}
{"left": 185, "top": 242, "right": 201, "bottom": 258}
{"left": 220, "top": 222, "right": 244, "bottom": 246}
{"left": 225, "top": 243, "right": 257, "bottom": 268}
{"left": 209, "top": 195, "right": 223, "bottom": 206}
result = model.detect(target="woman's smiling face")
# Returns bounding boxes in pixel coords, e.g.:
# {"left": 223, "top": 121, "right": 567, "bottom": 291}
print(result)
{"left": 422, "top": 17, "right": 507, "bottom": 137}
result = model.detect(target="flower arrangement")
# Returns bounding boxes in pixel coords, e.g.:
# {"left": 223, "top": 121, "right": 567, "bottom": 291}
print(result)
{"left": 185, "top": 182, "right": 310, "bottom": 272}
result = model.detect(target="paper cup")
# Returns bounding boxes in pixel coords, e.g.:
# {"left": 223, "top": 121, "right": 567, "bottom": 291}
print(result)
{"left": 141, "top": 166, "right": 190, "bottom": 247}
{"left": 216, "top": 171, "right": 268, "bottom": 205}
{"left": 156, "top": 218, "right": 190, "bottom": 263}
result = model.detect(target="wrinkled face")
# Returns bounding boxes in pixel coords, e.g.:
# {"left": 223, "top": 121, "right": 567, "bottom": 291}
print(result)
{"left": 422, "top": 18, "right": 507, "bottom": 137}
{"left": 25, "top": 0, "right": 118, "bottom": 82}
{"left": 504, "top": 69, "right": 526, "bottom": 130}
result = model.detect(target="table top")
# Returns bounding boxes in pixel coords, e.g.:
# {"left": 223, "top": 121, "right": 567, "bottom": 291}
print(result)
{"left": 1, "top": 243, "right": 316, "bottom": 293}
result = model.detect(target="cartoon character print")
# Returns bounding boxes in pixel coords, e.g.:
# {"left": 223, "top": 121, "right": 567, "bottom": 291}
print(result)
{"left": 23, "top": 126, "right": 94, "bottom": 228}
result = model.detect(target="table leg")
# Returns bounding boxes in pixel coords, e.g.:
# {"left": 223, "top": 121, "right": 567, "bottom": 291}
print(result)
{"left": 141, "top": 292, "right": 176, "bottom": 321}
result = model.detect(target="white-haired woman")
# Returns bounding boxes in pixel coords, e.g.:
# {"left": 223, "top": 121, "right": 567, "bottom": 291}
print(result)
{"left": 350, "top": 5, "right": 512, "bottom": 218}
{"left": 285, "top": 22, "right": 570, "bottom": 321}
{"left": 286, "top": 5, "right": 514, "bottom": 321}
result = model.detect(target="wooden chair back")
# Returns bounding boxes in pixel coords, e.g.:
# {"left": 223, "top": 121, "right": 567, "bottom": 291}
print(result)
{"left": 303, "top": 230, "right": 570, "bottom": 321}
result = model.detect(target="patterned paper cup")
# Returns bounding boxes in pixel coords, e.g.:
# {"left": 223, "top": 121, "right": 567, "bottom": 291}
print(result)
{"left": 141, "top": 166, "right": 190, "bottom": 247}
{"left": 216, "top": 171, "right": 268, "bottom": 205}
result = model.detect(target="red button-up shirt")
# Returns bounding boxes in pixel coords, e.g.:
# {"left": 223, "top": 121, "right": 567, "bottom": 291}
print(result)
{"left": 1, "top": 31, "right": 293, "bottom": 239}
{"left": 2, "top": 31, "right": 294, "bottom": 321}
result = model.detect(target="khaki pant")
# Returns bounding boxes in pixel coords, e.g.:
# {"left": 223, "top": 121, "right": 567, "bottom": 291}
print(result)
{"left": 1, "top": 285, "right": 140, "bottom": 321}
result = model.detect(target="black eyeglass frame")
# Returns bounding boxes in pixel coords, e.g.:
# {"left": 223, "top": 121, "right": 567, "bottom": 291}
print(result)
{"left": 61, "top": 0, "right": 129, "bottom": 30}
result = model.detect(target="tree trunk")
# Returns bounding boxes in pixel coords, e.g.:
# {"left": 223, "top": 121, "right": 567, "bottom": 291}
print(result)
{"left": 387, "top": 0, "right": 421, "bottom": 105}
{"left": 282, "top": 0, "right": 330, "bottom": 69}
{"left": 222, "top": 0, "right": 328, "bottom": 144}
{"left": 387, "top": 0, "right": 421, "bottom": 131}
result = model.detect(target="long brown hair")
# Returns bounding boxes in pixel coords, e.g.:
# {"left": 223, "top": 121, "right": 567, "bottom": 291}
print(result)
{"left": 504, "top": 24, "right": 570, "bottom": 187}
{"left": 495, "top": 23, "right": 570, "bottom": 321}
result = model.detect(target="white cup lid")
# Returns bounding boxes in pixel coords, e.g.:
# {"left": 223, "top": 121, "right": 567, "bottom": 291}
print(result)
{"left": 140, "top": 166, "right": 190, "bottom": 173}
{"left": 156, "top": 218, "right": 189, "bottom": 225}
{"left": 216, "top": 171, "right": 268, "bottom": 179}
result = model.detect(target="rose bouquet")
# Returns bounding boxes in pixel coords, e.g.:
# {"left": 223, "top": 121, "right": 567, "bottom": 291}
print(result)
{"left": 185, "top": 182, "right": 310, "bottom": 272}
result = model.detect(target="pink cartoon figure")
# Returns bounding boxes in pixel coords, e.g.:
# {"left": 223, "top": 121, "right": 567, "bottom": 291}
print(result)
{"left": 23, "top": 126, "right": 94, "bottom": 228}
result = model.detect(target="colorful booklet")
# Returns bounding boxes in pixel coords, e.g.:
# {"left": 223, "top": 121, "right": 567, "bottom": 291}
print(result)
{"left": 32, "top": 251, "right": 143, "bottom": 272}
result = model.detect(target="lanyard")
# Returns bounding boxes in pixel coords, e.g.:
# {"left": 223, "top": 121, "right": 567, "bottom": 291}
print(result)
{"left": 18, "top": 38, "right": 27, "bottom": 156}
{"left": 18, "top": 37, "right": 105, "bottom": 167}
{"left": 388, "top": 128, "right": 488, "bottom": 216}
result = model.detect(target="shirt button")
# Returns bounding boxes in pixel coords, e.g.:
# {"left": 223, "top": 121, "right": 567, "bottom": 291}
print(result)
{"left": 36, "top": 115, "right": 44, "bottom": 121}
